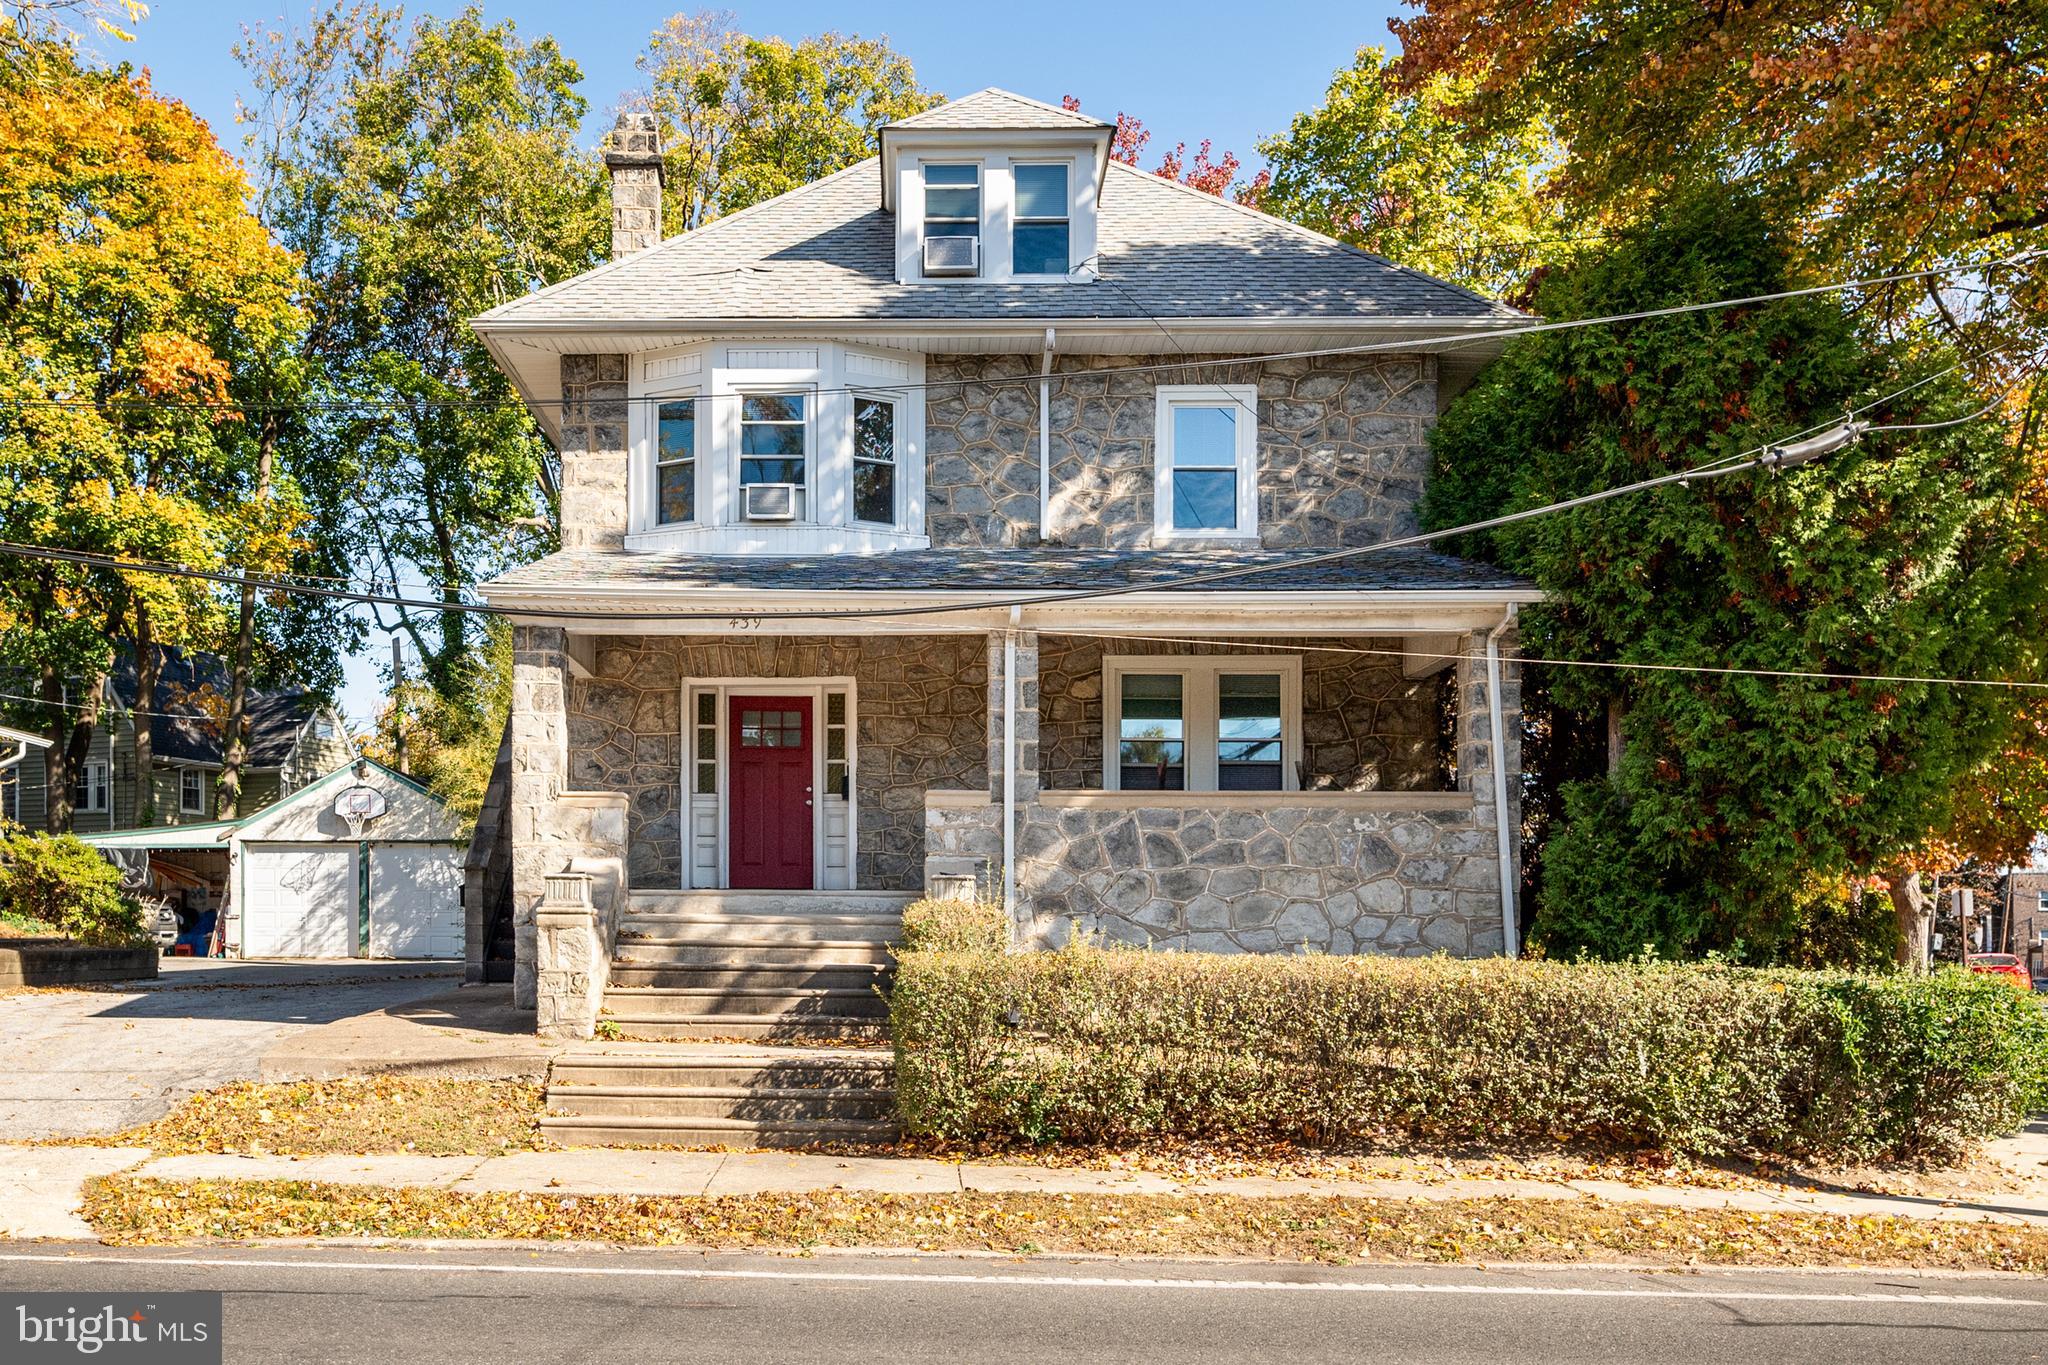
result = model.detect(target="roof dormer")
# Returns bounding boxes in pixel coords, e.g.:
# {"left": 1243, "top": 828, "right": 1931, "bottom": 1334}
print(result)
{"left": 879, "top": 89, "right": 1112, "bottom": 285}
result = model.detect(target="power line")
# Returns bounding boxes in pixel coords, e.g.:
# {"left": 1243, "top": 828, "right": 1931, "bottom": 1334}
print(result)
{"left": 0, "top": 382, "right": 2014, "bottom": 627}
{"left": 1053, "top": 630, "right": 2048, "bottom": 693}
{"left": 0, "top": 250, "right": 2034, "bottom": 418}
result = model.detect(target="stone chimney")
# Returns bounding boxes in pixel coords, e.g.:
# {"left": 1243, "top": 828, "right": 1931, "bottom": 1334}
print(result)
{"left": 603, "top": 111, "right": 664, "bottom": 259}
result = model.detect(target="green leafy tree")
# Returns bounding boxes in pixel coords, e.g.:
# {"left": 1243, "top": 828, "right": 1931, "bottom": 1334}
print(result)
{"left": 1242, "top": 47, "right": 1563, "bottom": 297}
{"left": 1424, "top": 186, "right": 2048, "bottom": 965}
{"left": 639, "top": 11, "right": 938, "bottom": 231}
{"left": 236, "top": 3, "right": 606, "bottom": 717}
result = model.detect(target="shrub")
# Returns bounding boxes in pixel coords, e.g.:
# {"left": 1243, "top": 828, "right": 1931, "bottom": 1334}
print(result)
{"left": 889, "top": 946, "right": 2048, "bottom": 1163}
{"left": 899, "top": 897, "right": 1008, "bottom": 955}
{"left": 0, "top": 830, "right": 149, "bottom": 946}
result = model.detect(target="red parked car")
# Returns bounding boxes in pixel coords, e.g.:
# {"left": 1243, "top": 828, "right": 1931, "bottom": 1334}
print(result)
{"left": 1966, "top": 953, "right": 2033, "bottom": 989}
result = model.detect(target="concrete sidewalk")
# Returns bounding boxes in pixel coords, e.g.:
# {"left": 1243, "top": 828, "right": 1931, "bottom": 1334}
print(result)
{"left": 258, "top": 984, "right": 565, "bottom": 1082}
{"left": 10, "top": 1141, "right": 2048, "bottom": 1242}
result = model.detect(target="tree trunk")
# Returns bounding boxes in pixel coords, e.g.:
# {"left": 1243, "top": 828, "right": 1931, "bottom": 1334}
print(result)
{"left": 1886, "top": 866, "right": 1932, "bottom": 972}
{"left": 41, "top": 662, "right": 107, "bottom": 835}
{"left": 133, "top": 603, "right": 158, "bottom": 826}
{"left": 217, "top": 416, "right": 277, "bottom": 820}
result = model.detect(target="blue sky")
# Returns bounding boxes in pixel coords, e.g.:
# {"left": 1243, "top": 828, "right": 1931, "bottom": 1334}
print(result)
{"left": 114, "top": 2, "right": 1412, "bottom": 728}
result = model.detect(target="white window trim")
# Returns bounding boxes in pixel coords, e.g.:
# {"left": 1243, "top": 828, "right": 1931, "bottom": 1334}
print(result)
{"left": 77, "top": 760, "right": 109, "bottom": 813}
{"left": 1008, "top": 159, "right": 1076, "bottom": 280}
{"left": 1153, "top": 384, "right": 1260, "bottom": 541}
{"left": 920, "top": 159, "right": 983, "bottom": 278}
{"left": 626, "top": 343, "right": 929, "bottom": 553}
{"left": 649, "top": 388, "right": 703, "bottom": 529}
{"left": 733, "top": 384, "right": 816, "bottom": 522}
{"left": 1101, "top": 655, "right": 1302, "bottom": 793}
{"left": 849, "top": 390, "right": 903, "bottom": 527}
{"left": 179, "top": 767, "right": 205, "bottom": 815}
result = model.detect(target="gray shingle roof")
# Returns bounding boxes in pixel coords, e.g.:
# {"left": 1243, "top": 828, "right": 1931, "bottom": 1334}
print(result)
{"left": 473, "top": 160, "right": 1520, "bottom": 329}
{"left": 109, "top": 646, "right": 320, "bottom": 768}
{"left": 885, "top": 88, "right": 1109, "bottom": 131}
{"left": 485, "top": 545, "right": 1533, "bottom": 597}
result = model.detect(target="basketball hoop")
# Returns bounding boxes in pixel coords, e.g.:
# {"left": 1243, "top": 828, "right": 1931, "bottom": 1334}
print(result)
{"left": 333, "top": 784, "right": 387, "bottom": 839}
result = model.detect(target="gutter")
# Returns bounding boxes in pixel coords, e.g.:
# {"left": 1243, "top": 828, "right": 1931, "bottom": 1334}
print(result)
{"left": 1485, "top": 607, "right": 1520, "bottom": 958}
{"left": 1038, "top": 327, "right": 1056, "bottom": 542}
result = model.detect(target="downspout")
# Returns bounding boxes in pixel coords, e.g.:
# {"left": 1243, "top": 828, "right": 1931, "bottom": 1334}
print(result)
{"left": 1485, "top": 607, "right": 1520, "bottom": 957}
{"left": 1003, "top": 605, "right": 1020, "bottom": 923}
{"left": 1037, "top": 328, "right": 1056, "bottom": 542}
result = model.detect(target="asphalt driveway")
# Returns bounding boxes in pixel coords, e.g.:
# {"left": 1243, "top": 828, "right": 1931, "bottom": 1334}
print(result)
{"left": 0, "top": 958, "right": 460, "bottom": 1140}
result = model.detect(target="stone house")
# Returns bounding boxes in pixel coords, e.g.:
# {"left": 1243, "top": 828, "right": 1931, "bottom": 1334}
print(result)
{"left": 472, "top": 90, "right": 1540, "bottom": 1031}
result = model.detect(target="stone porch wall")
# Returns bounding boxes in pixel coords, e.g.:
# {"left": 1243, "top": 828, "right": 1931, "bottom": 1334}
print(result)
{"left": 1012, "top": 795, "right": 1504, "bottom": 956}
{"left": 567, "top": 635, "right": 989, "bottom": 890}
{"left": 1037, "top": 634, "right": 1445, "bottom": 793}
{"left": 925, "top": 352, "right": 1437, "bottom": 550}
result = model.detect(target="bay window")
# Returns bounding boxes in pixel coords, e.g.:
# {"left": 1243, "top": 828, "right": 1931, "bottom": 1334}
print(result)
{"left": 852, "top": 396, "right": 898, "bottom": 525}
{"left": 1104, "top": 657, "right": 1300, "bottom": 792}
{"left": 655, "top": 397, "right": 698, "bottom": 525}
{"left": 739, "top": 393, "right": 808, "bottom": 514}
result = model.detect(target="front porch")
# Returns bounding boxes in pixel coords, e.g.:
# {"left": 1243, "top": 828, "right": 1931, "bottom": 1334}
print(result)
{"left": 505, "top": 613, "right": 1524, "bottom": 1012}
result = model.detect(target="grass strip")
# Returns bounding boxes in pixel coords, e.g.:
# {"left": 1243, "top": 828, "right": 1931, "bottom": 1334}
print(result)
{"left": 81, "top": 1176, "right": 2048, "bottom": 1271}
{"left": 64, "top": 1079, "right": 546, "bottom": 1157}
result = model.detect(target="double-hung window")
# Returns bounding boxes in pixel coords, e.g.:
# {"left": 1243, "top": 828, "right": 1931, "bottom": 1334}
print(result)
{"left": 923, "top": 163, "right": 980, "bottom": 254}
{"left": 852, "top": 395, "right": 898, "bottom": 526}
{"left": 179, "top": 767, "right": 205, "bottom": 815}
{"left": 655, "top": 397, "right": 698, "bottom": 525}
{"left": 739, "top": 393, "right": 808, "bottom": 515}
{"left": 1154, "top": 385, "right": 1258, "bottom": 539}
{"left": 1012, "top": 163, "right": 1070, "bottom": 275}
{"left": 1105, "top": 657, "right": 1299, "bottom": 793}
{"left": 75, "top": 760, "right": 108, "bottom": 814}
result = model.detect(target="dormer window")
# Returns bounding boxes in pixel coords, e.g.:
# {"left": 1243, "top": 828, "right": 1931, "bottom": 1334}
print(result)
{"left": 656, "top": 398, "right": 698, "bottom": 524}
{"left": 922, "top": 164, "right": 980, "bottom": 275}
{"left": 1012, "top": 163, "right": 1070, "bottom": 275}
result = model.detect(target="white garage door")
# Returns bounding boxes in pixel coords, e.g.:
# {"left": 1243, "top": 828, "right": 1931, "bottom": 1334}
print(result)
{"left": 241, "top": 844, "right": 357, "bottom": 958}
{"left": 368, "top": 844, "right": 464, "bottom": 959}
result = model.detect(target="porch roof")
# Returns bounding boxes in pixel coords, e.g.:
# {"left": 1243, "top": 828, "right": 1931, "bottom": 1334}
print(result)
{"left": 485, "top": 545, "right": 1534, "bottom": 597}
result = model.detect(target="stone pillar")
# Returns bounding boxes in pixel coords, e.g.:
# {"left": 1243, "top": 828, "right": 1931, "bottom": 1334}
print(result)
{"left": 557, "top": 354, "right": 628, "bottom": 552}
{"left": 986, "top": 629, "right": 1040, "bottom": 803}
{"left": 603, "top": 112, "right": 664, "bottom": 259}
{"left": 534, "top": 871, "right": 603, "bottom": 1038}
{"left": 510, "top": 626, "right": 570, "bottom": 1009}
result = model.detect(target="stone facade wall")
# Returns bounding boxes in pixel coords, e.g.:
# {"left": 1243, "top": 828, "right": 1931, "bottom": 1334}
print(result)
{"left": 557, "top": 354, "right": 629, "bottom": 552}
{"left": 567, "top": 635, "right": 989, "bottom": 891}
{"left": 924, "top": 352, "right": 1437, "bottom": 550}
{"left": 1013, "top": 799, "right": 1505, "bottom": 957}
{"left": 1036, "top": 635, "right": 1445, "bottom": 793}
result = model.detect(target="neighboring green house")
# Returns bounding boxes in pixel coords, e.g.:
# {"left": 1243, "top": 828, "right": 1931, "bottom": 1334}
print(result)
{"left": 0, "top": 646, "right": 353, "bottom": 831}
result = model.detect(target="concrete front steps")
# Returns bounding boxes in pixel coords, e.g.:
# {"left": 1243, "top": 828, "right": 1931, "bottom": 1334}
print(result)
{"left": 542, "top": 1044, "right": 898, "bottom": 1148}
{"left": 601, "top": 890, "right": 907, "bottom": 1044}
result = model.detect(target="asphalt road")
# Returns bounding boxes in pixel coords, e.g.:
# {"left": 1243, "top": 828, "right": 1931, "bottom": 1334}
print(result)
{"left": 3, "top": 1245, "right": 2045, "bottom": 1364}
{"left": 0, "top": 959, "right": 459, "bottom": 1139}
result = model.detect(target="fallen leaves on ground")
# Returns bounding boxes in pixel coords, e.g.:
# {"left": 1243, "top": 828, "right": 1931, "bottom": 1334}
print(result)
{"left": 61, "top": 1078, "right": 546, "bottom": 1157}
{"left": 78, "top": 1176, "right": 2048, "bottom": 1272}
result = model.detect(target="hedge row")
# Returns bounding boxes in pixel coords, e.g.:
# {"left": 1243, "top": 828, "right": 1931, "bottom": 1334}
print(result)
{"left": 889, "top": 904, "right": 2048, "bottom": 1162}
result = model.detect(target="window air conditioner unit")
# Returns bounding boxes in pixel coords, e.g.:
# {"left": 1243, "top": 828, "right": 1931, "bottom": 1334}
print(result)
{"left": 743, "top": 483, "right": 799, "bottom": 521}
{"left": 923, "top": 234, "right": 979, "bottom": 276}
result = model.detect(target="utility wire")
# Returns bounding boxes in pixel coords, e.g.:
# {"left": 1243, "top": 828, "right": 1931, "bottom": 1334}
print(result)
{"left": 0, "top": 386, "right": 2014, "bottom": 626}
{"left": 0, "top": 250, "right": 2034, "bottom": 417}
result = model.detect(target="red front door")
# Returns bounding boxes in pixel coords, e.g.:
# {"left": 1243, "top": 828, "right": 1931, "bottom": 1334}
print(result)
{"left": 728, "top": 695, "right": 814, "bottom": 889}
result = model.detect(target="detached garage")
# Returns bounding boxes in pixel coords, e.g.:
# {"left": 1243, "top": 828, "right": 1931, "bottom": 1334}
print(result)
{"left": 85, "top": 759, "right": 465, "bottom": 961}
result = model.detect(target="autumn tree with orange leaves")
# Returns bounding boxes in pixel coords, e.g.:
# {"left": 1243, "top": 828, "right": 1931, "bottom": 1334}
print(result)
{"left": 0, "top": 41, "right": 304, "bottom": 829}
